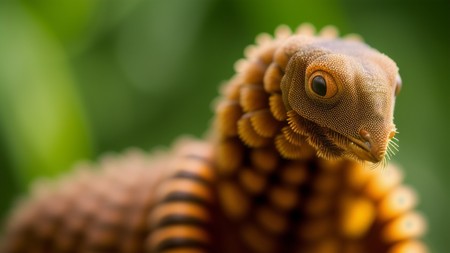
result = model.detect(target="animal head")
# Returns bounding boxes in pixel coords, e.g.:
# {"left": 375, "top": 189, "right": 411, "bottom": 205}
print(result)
{"left": 216, "top": 25, "right": 401, "bottom": 165}
{"left": 281, "top": 36, "right": 401, "bottom": 163}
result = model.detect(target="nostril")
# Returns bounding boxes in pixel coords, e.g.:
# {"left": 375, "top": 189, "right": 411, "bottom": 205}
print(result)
{"left": 359, "top": 129, "right": 371, "bottom": 142}
{"left": 359, "top": 129, "right": 373, "bottom": 150}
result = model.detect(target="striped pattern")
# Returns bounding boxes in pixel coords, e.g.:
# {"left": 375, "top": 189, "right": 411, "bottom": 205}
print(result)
{"left": 1, "top": 141, "right": 216, "bottom": 253}
{"left": 1, "top": 24, "right": 428, "bottom": 253}
{"left": 147, "top": 153, "right": 215, "bottom": 253}
{"left": 213, "top": 24, "right": 428, "bottom": 253}
{"left": 1, "top": 149, "right": 165, "bottom": 253}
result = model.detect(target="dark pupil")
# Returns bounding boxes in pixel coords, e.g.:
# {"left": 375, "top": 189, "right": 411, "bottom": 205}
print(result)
{"left": 312, "top": 76, "right": 327, "bottom": 96}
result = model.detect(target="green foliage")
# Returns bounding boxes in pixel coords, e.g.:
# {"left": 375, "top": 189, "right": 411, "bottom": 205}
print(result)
{"left": 0, "top": 1, "right": 92, "bottom": 210}
{"left": 0, "top": 0, "right": 448, "bottom": 251}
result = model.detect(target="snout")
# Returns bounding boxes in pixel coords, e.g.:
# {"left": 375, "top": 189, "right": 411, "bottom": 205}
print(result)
{"left": 347, "top": 127, "right": 397, "bottom": 163}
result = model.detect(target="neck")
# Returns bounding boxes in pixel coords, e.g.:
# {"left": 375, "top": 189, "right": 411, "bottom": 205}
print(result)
{"left": 213, "top": 33, "right": 318, "bottom": 171}
{"left": 209, "top": 31, "right": 361, "bottom": 252}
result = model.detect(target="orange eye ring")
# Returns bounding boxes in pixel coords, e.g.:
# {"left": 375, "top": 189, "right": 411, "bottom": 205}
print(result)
{"left": 307, "top": 71, "right": 339, "bottom": 99}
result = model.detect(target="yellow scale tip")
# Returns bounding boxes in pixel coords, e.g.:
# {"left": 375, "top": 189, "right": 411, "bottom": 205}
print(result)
{"left": 379, "top": 185, "right": 417, "bottom": 221}
{"left": 339, "top": 196, "right": 375, "bottom": 238}
{"left": 383, "top": 212, "right": 427, "bottom": 243}
{"left": 388, "top": 240, "right": 429, "bottom": 253}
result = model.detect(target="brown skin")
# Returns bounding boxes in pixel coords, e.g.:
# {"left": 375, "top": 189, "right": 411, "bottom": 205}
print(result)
{"left": 281, "top": 37, "right": 401, "bottom": 163}
{"left": 2, "top": 25, "right": 426, "bottom": 253}
{"left": 212, "top": 25, "right": 423, "bottom": 252}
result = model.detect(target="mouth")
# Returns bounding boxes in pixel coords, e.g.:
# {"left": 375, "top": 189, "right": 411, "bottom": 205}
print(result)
{"left": 286, "top": 112, "right": 388, "bottom": 163}
{"left": 345, "top": 135, "right": 382, "bottom": 163}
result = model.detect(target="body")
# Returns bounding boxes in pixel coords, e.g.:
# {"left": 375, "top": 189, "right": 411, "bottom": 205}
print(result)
{"left": 1, "top": 24, "right": 426, "bottom": 253}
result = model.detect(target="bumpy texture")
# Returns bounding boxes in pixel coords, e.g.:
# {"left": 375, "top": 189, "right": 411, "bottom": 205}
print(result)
{"left": 1, "top": 24, "right": 427, "bottom": 253}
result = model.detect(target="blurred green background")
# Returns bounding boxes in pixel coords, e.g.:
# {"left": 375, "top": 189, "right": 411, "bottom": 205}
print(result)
{"left": 0, "top": 0, "right": 448, "bottom": 251}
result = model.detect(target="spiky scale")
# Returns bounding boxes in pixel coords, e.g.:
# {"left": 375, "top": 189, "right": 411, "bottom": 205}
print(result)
{"left": 215, "top": 137, "right": 244, "bottom": 176}
{"left": 268, "top": 185, "right": 299, "bottom": 211}
{"left": 216, "top": 100, "right": 242, "bottom": 137}
{"left": 1, "top": 24, "right": 427, "bottom": 253}
{"left": 248, "top": 110, "right": 280, "bottom": 138}
{"left": 268, "top": 93, "right": 287, "bottom": 121}
{"left": 263, "top": 63, "right": 283, "bottom": 93}
{"left": 241, "top": 60, "right": 267, "bottom": 84}
{"left": 378, "top": 186, "right": 418, "bottom": 221}
{"left": 217, "top": 181, "right": 249, "bottom": 220}
{"left": 250, "top": 147, "right": 279, "bottom": 173}
{"left": 237, "top": 115, "right": 271, "bottom": 147}
{"left": 238, "top": 168, "right": 267, "bottom": 195}
{"left": 382, "top": 212, "right": 427, "bottom": 243}
{"left": 240, "top": 85, "right": 269, "bottom": 112}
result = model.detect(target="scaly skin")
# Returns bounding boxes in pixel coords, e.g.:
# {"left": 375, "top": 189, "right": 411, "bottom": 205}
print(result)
{"left": 1, "top": 24, "right": 427, "bottom": 253}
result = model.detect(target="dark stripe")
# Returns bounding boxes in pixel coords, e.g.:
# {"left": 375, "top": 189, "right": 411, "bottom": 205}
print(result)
{"left": 155, "top": 237, "right": 209, "bottom": 252}
{"left": 173, "top": 170, "right": 211, "bottom": 186}
{"left": 161, "top": 191, "right": 209, "bottom": 206}
{"left": 153, "top": 215, "right": 208, "bottom": 229}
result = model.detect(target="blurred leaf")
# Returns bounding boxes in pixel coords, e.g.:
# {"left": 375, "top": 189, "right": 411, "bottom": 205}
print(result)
{"left": 20, "top": 0, "right": 101, "bottom": 46}
{"left": 71, "top": 0, "right": 214, "bottom": 151}
{"left": 0, "top": 2, "right": 92, "bottom": 187}
{"left": 236, "top": 0, "right": 347, "bottom": 32}
{"left": 0, "top": 0, "right": 448, "bottom": 251}
{"left": 116, "top": 0, "right": 212, "bottom": 93}
{"left": 342, "top": 3, "right": 450, "bottom": 252}
{"left": 94, "top": 0, "right": 145, "bottom": 29}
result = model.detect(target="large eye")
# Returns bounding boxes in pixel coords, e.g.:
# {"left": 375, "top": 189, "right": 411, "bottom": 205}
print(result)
{"left": 311, "top": 76, "right": 327, "bottom": 96}
{"left": 307, "top": 71, "right": 338, "bottom": 99}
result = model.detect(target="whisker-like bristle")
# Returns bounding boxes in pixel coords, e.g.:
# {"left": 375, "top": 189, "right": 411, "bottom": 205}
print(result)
{"left": 390, "top": 144, "right": 399, "bottom": 152}
{"left": 388, "top": 149, "right": 396, "bottom": 159}
{"left": 362, "top": 160, "right": 371, "bottom": 170}
{"left": 391, "top": 145, "right": 399, "bottom": 152}
{"left": 370, "top": 156, "right": 387, "bottom": 174}
{"left": 390, "top": 149, "right": 395, "bottom": 157}
{"left": 385, "top": 151, "right": 391, "bottom": 160}
{"left": 389, "top": 141, "right": 399, "bottom": 153}
{"left": 382, "top": 156, "right": 390, "bottom": 172}
{"left": 387, "top": 145, "right": 395, "bottom": 155}
{"left": 390, "top": 140, "right": 400, "bottom": 147}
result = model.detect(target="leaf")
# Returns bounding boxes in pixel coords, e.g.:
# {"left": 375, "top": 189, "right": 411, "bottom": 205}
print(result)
{"left": 0, "top": 2, "right": 92, "bottom": 187}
